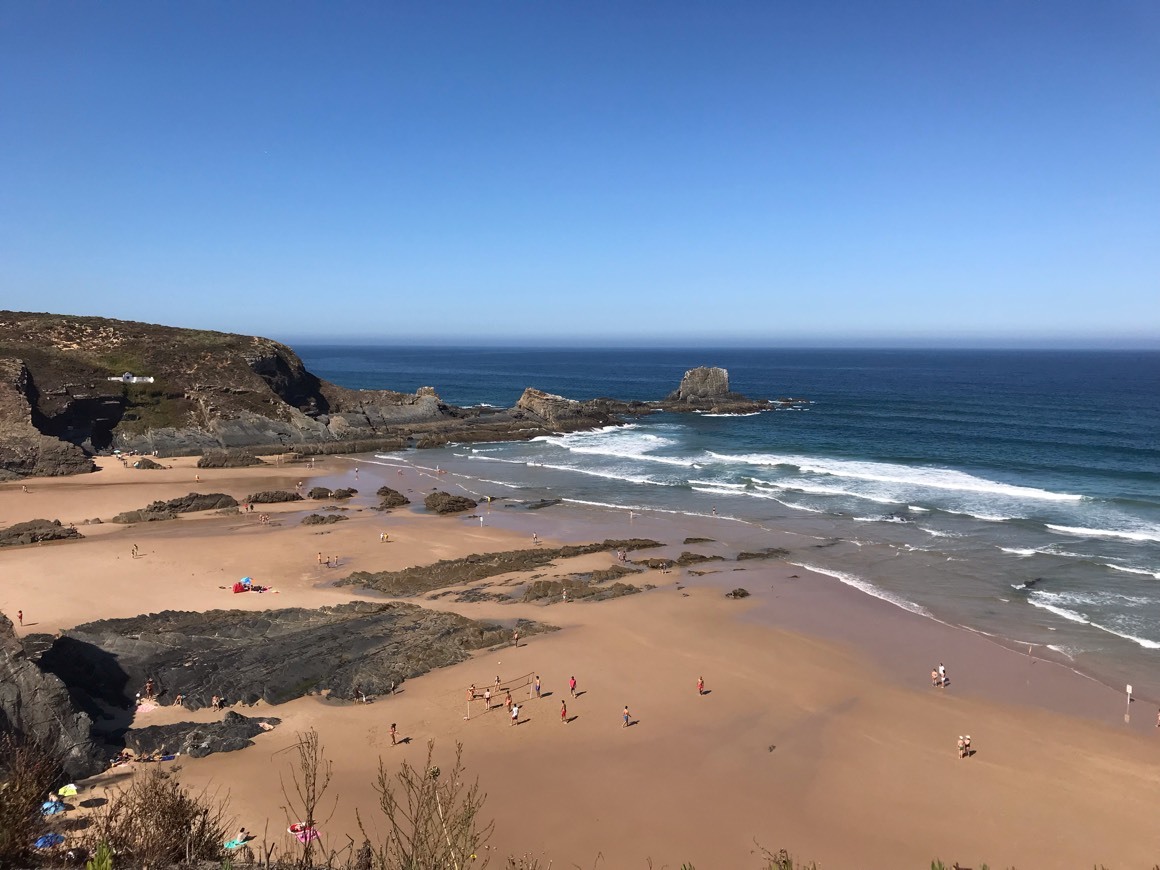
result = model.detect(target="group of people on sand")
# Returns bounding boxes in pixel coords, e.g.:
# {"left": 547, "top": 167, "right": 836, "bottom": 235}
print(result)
{"left": 931, "top": 662, "right": 949, "bottom": 688}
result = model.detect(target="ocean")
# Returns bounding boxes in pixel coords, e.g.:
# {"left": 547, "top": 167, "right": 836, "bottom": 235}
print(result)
{"left": 297, "top": 346, "right": 1160, "bottom": 695}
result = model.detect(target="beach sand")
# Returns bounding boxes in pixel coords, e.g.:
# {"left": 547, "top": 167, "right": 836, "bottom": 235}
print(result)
{"left": 4, "top": 455, "right": 1160, "bottom": 867}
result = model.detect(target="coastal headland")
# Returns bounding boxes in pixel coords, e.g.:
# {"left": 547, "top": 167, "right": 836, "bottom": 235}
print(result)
{"left": 3, "top": 450, "right": 1160, "bottom": 868}
{"left": 0, "top": 311, "right": 792, "bottom": 479}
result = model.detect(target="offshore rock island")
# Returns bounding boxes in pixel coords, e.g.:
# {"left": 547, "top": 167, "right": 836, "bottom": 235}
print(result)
{"left": 0, "top": 310, "right": 797, "bottom": 479}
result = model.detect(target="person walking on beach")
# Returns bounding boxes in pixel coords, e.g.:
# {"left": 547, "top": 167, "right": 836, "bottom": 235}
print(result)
{"left": 534, "top": 675, "right": 541, "bottom": 698}
{"left": 132, "top": 544, "right": 139, "bottom": 558}
{"left": 938, "top": 663, "right": 947, "bottom": 686}
{"left": 697, "top": 676, "right": 705, "bottom": 696}
{"left": 484, "top": 687, "right": 492, "bottom": 710}
{"left": 623, "top": 705, "right": 631, "bottom": 728}
{"left": 560, "top": 700, "right": 568, "bottom": 723}
{"left": 317, "top": 552, "right": 323, "bottom": 565}
{"left": 512, "top": 629, "right": 519, "bottom": 647}
{"left": 1156, "top": 707, "right": 1160, "bottom": 728}
{"left": 16, "top": 610, "right": 22, "bottom": 626}
{"left": 390, "top": 723, "right": 397, "bottom": 746}
{"left": 504, "top": 691, "right": 513, "bottom": 713}
{"left": 931, "top": 667, "right": 941, "bottom": 688}
{"left": 495, "top": 675, "right": 502, "bottom": 692}
{"left": 510, "top": 704, "right": 520, "bottom": 726}
{"left": 569, "top": 676, "right": 577, "bottom": 698}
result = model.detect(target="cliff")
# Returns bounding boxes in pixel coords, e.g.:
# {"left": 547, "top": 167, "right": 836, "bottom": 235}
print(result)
{"left": 0, "top": 614, "right": 104, "bottom": 779}
{"left": 0, "top": 311, "right": 792, "bottom": 478}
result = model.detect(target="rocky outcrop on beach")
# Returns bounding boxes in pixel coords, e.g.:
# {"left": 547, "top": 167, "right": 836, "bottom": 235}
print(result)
{"left": 124, "top": 711, "right": 281, "bottom": 759}
{"left": 341, "top": 539, "right": 662, "bottom": 596}
{"left": 424, "top": 491, "right": 478, "bottom": 514}
{"left": 0, "top": 518, "right": 84, "bottom": 547}
{"left": 0, "top": 615, "right": 104, "bottom": 779}
{"left": 197, "top": 449, "right": 264, "bottom": 468}
{"left": 301, "top": 513, "right": 348, "bottom": 525}
{"left": 111, "top": 492, "right": 239, "bottom": 525}
{"left": 375, "top": 486, "right": 410, "bottom": 509}
{"left": 245, "top": 490, "right": 302, "bottom": 504}
{"left": 0, "top": 312, "right": 798, "bottom": 478}
{"left": 34, "top": 602, "right": 553, "bottom": 710}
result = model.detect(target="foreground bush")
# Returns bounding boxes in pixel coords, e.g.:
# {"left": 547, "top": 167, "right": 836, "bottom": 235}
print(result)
{"left": 359, "top": 740, "right": 491, "bottom": 870}
{"left": 0, "top": 735, "right": 61, "bottom": 870}
{"left": 83, "top": 767, "right": 229, "bottom": 864}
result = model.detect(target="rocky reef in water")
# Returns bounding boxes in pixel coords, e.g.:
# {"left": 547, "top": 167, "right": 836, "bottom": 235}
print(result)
{"left": 0, "top": 311, "right": 801, "bottom": 478}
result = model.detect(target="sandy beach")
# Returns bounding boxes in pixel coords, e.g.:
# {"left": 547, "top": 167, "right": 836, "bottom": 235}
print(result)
{"left": 4, "top": 455, "right": 1160, "bottom": 868}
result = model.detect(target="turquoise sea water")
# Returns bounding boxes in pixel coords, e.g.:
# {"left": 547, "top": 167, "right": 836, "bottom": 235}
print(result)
{"left": 298, "top": 347, "right": 1160, "bottom": 694}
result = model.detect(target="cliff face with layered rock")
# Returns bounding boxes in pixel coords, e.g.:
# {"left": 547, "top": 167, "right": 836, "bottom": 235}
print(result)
{"left": 0, "top": 614, "right": 104, "bottom": 778}
{"left": 0, "top": 311, "right": 793, "bottom": 478}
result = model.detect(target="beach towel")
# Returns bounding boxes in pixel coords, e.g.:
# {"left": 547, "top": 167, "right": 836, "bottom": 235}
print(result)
{"left": 41, "top": 800, "right": 65, "bottom": 816}
{"left": 57, "top": 784, "right": 78, "bottom": 797}
{"left": 288, "top": 823, "right": 319, "bottom": 843}
{"left": 35, "top": 834, "right": 65, "bottom": 849}
{"left": 225, "top": 839, "right": 247, "bottom": 850}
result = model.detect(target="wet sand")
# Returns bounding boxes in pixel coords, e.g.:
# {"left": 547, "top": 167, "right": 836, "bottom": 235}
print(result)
{"left": 4, "top": 455, "right": 1160, "bottom": 867}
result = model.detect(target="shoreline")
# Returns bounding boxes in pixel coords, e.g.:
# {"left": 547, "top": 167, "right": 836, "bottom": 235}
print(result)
{"left": 4, "top": 454, "right": 1160, "bottom": 865}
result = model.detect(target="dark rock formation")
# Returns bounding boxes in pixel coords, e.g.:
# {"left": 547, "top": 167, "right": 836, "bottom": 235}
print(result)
{"left": 301, "top": 513, "right": 348, "bottom": 525}
{"left": 342, "top": 539, "right": 662, "bottom": 596}
{"left": 726, "top": 588, "right": 750, "bottom": 599}
{"left": 523, "top": 578, "right": 640, "bottom": 603}
{"left": 245, "top": 490, "right": 303, "bottom": 504}
{"left": 424, "top": 491, "right": 478, "bottom": 514}
{"left": 308, "top": 486, "right": 332, "bottom": 499}
{"left": 0, "top": 614, "right": 103, "bottom": 778}
{"left": 375, "top": 486, "right": 410, "bottom": 509}
{"left": 0, "top": 518, "right": 84, "bottom": 547}
{"left": 36, "top": 602, "right": 555, "bottom": 709}
{"left": 667, "top": 366, "right": 730, "bottom": 401}
{"left": 124, "top": 711, "right": 281, "bottom": 759}
{"left": 674, "top": 551, "right": 724, "bottom": 566}
{"left": 111, "top": 509, "right": 176, "bottom": 524}
{"left": 0, "top": 358, "right": 95, "bottom": 479}
{"left": 331, "top": 487, "right": 357, "bottom": 499}
{"left": 683, "top": 537, "right": 715, "bottom": 544}
{"left": 197, "top": 449, "right": 264, "bottom": 469}
{"left": 736, "top": 548, "right": 790, "bottom": 561}
{"left": 131, "top": 456, "right": 164, "bottom": 469}
{"left": 111, "top": 493, "right": 238, "bottom": 524}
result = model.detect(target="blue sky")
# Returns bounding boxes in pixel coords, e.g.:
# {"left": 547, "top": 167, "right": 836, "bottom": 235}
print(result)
{"left": 1, "top": 2, "right": 1157, "bottom": 346}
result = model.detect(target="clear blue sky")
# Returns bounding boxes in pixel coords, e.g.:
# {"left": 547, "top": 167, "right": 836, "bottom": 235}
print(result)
{"left": 2, "top": 1, "right": 1157, "bottom": 346}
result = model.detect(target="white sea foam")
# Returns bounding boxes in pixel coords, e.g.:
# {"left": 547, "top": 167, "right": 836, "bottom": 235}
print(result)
{"left": 689, "top": 480, "right": 747, "bottom": 490}
{"left": 473, "top": 478, "right": 524, "bottom": 489}
{"left": 1046, "top": 524, "right": 1160, "bottom": 544}
{"left": 695, "top": 411, "right": 763, "bottom": 417}
{"left": 1108, "top": 564, "right": 1160, "bottom": 580}
{"left": 908, "top": 505, "right": 930, "bottom": 512}
{"left": 749, "top": 479, "right": 899, "bottom": 505}
{"left": 1027, "top": 598, "right": 1090, "bottom": 624}
{"left": 919, "top": 527, "right": 959, "bottom": 538}
{"left": 999, "top": 547, "right": 1040, "bottom": 557}
{"left": 1090, "top": 623, "right": 1160, "bottom": 650}
{"left": 788, "top": 563, "right": 930, "bottom": 616}
{"left": 708, "top": 452, "right": 1081, "bottom": 502}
